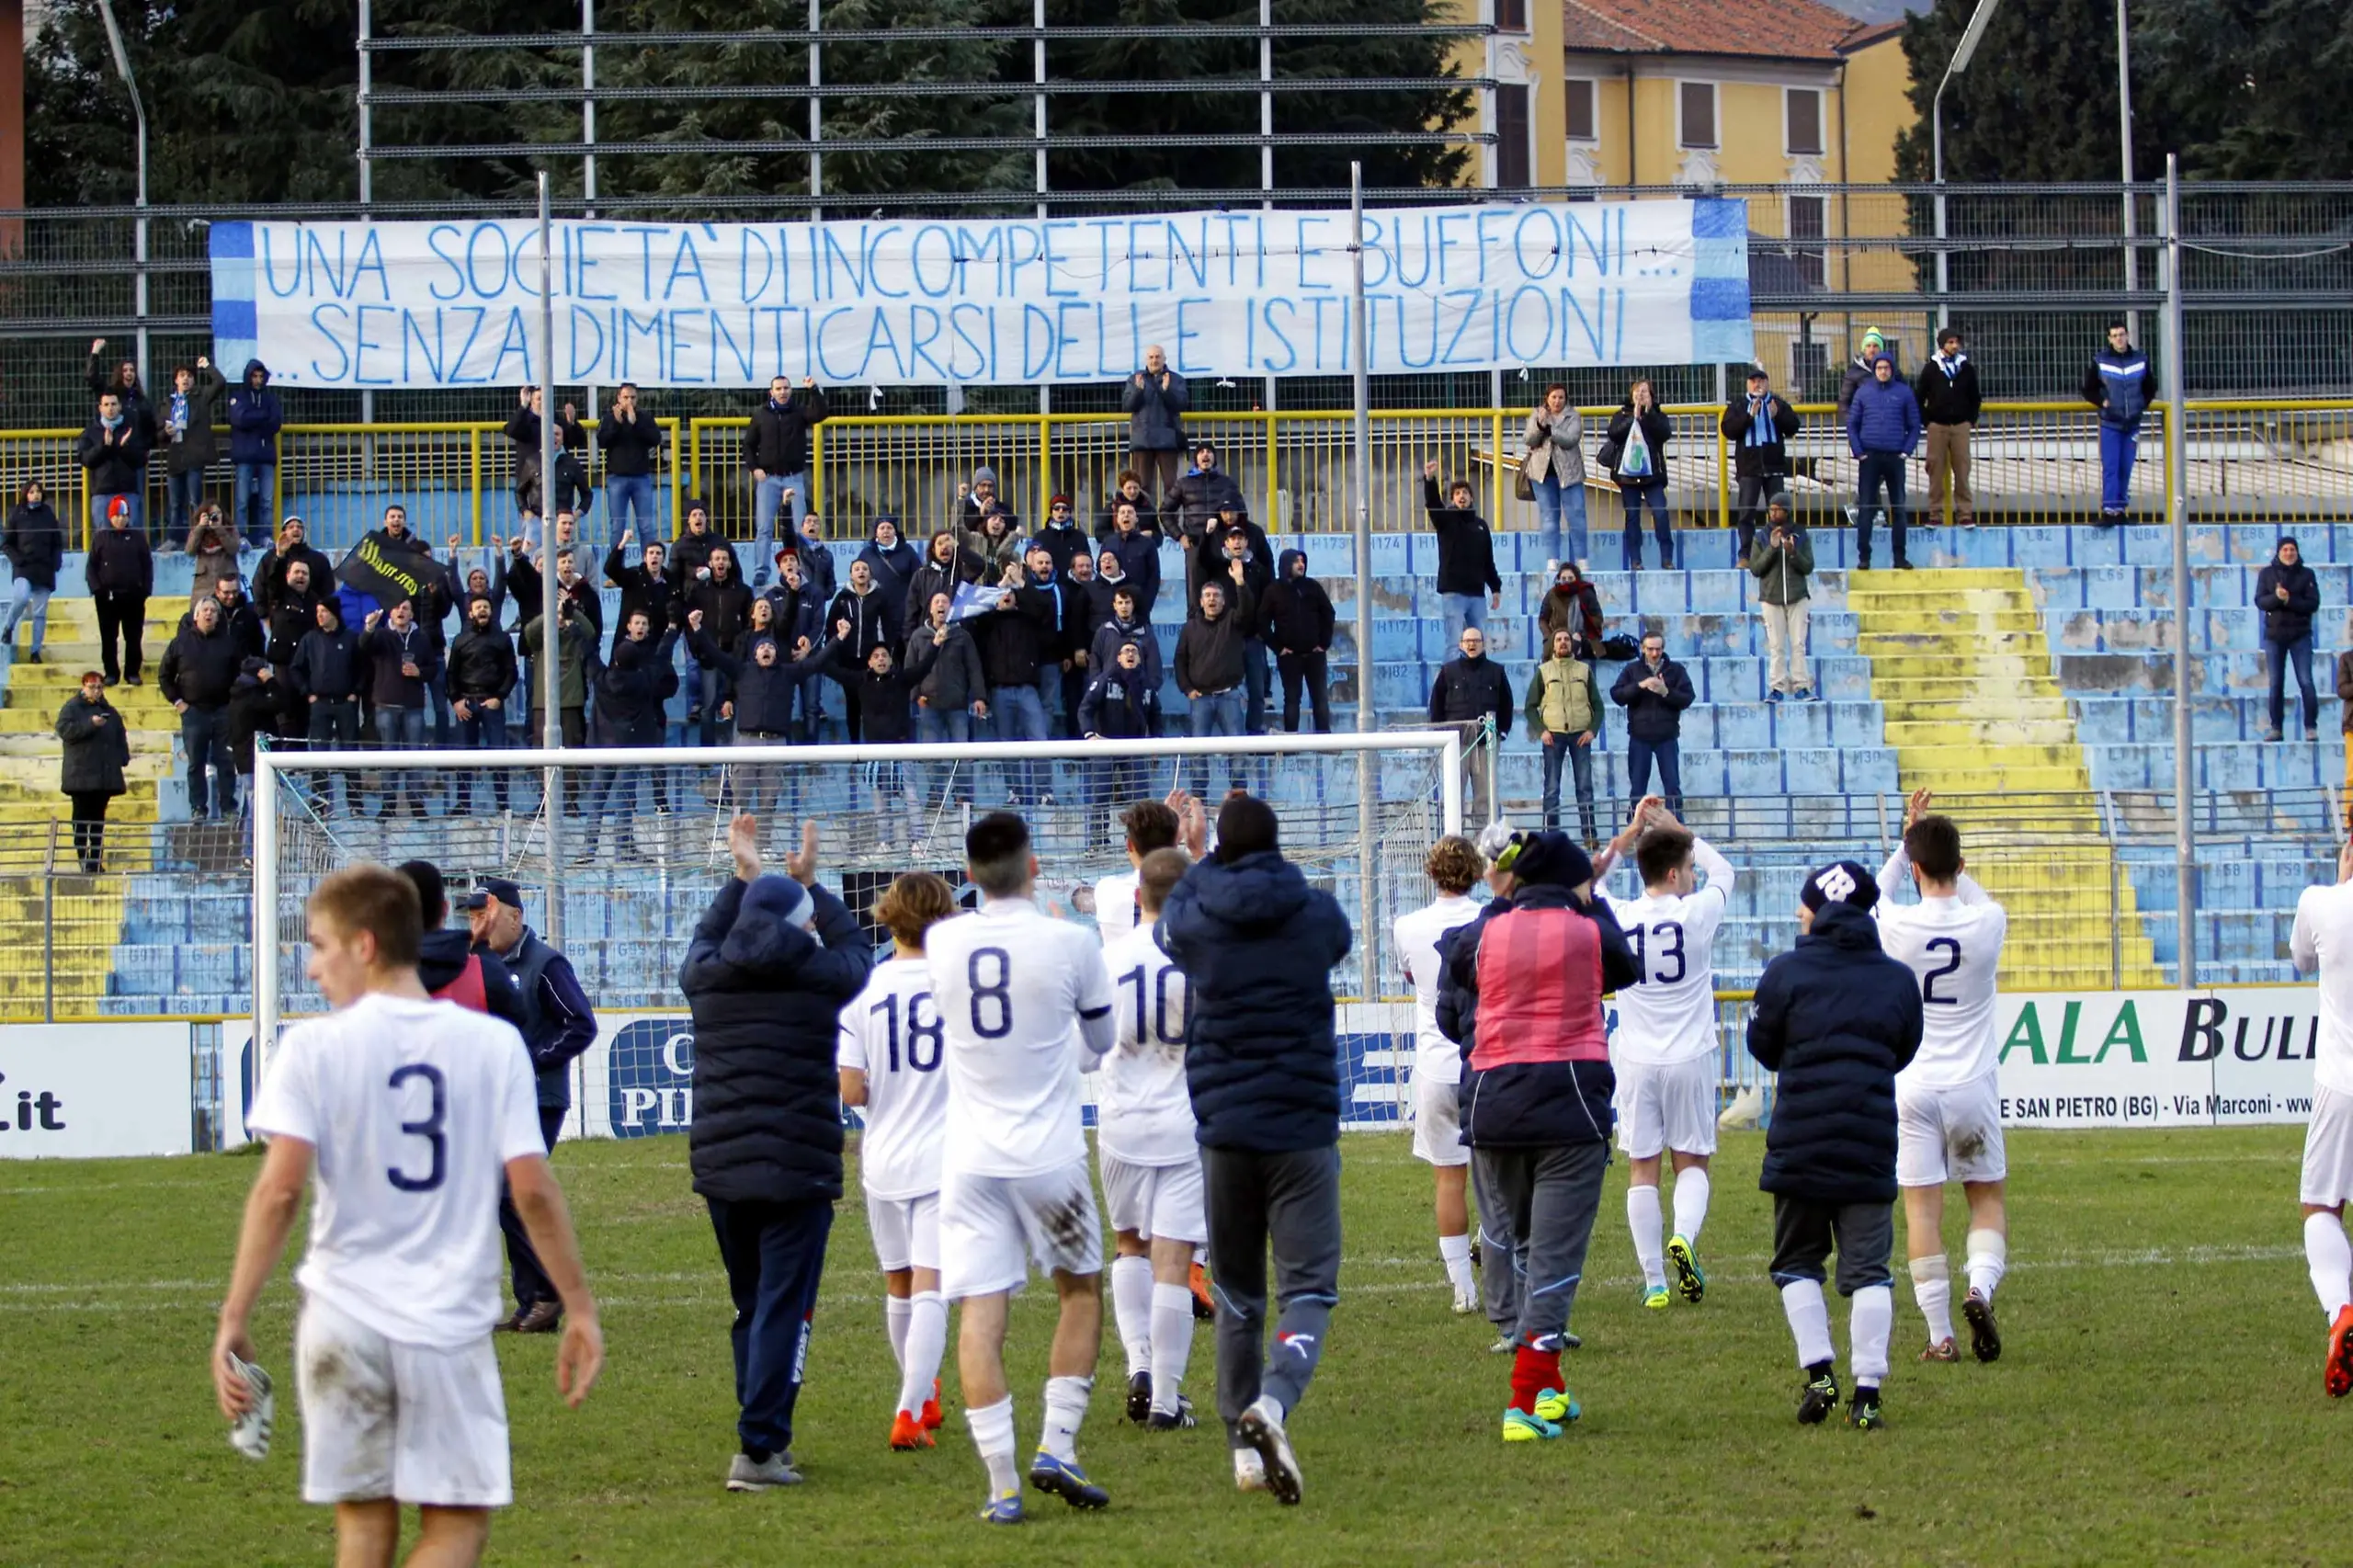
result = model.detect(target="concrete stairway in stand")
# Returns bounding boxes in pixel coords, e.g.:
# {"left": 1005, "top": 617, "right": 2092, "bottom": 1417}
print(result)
{"left": 1847, "top": 567, "right": 2168, "bottom": 990}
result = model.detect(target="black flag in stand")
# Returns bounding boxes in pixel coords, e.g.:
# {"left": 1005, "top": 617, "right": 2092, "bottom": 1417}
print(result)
{"left": 335, "top": 532, "right": 436, "bottom": 612}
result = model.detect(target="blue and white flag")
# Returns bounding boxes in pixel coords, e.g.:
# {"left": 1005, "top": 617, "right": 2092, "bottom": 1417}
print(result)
{"left": 948, "top": 582, "right": 1002, "bottom": 623}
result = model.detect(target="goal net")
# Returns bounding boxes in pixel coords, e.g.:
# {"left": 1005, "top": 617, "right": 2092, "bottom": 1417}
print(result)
{"left": 255, "top": 732, "right": 1463, "bottom": 1131}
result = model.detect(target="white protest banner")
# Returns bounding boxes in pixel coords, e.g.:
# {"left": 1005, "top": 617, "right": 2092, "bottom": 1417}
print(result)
{"left": 0, "top": 1024, "right": 194, "bottom": 1159}
{"left": 207, "top": 200, "right": 1753, "bottom": 391}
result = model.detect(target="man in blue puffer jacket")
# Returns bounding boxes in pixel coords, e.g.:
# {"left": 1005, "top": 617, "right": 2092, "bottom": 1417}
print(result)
{"left": 680, "top": 814, "right": 874, "bottom": 1491}
{"left": 1846, "top": 353, "right": 1922, "bottom": 573}
{"left": 1158, "top": 793, "right": 1351, "bottom": 1506}
{"left": 2081, "top": 319, "right": 2158, "bottom": 523}
{"left": 1747, "top": 860, "right": 1924, "bottom": 1434}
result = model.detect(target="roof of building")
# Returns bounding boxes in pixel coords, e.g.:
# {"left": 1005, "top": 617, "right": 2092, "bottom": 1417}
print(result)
{"left": 1561, "top": 0, "right": 1908, "bottom": 62}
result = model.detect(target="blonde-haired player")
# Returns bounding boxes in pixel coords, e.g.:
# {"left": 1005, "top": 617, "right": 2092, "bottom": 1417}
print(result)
{"left": 2290, "top": 839, "right": 2353, "bottom": 1394}
{"left": 1877, "top": 789, "right": 2012, "bottom": 1364}
{"left": 839, "top": 871, "right": 961, "bottom": 1449}
{"left": 1393, "top": 835, "right": 1490, "bottom": 1312}
{"left": 1094, "top": 846, "right": 1205, "bottom": 1429}
{"left": 213, "top": 864, "right": 601, "bottom": 1568}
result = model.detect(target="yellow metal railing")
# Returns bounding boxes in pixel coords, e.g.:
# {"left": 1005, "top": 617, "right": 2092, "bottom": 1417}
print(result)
{"left": 6, "top": 403, "right": 2350, "bottom": 553}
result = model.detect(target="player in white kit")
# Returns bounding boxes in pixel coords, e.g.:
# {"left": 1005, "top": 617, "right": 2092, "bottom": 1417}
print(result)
{"left": 212, "top": 865, "right": 601, "bottom": 1568}
{"left": 928, "top": 812, "right": 1120, "bottom": 1524}
{"left": 1093, "top": 847, "right": 1205, "bottom": 1430}
{"left": 1595, "top": 800, "right": 1733, "bottom": 1309}
{"left": 1393, "top": 835, "right": 1490, "bottom": 1313}
{"left": 2289, "top": 839, "right": 2353, "bottom": 1394}
{"left": 838, "top": 871, "right": 961, "bottom": 1450}
{"left": 1876, "top": 790, "right": 2011, "bottom": 1364}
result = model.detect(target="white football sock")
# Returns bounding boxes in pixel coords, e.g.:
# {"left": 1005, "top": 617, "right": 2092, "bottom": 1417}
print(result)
{"left": 1040, "top": 1374, "right": 1093, "bottom": 1462}
{"left": 2307, "top": 1211, "right": 2353, "bottom": 1318}
{"left": 897, "top": 1291, "right": 947, "bottom": 1418}
{"left": 966, "top": 1395, "right": 1019, "bottom": 1496}
{"left": 1780, "top": 1278, "right": 1834, "bottom": 1369}
{"left": 1110, "top": 1255, "right": 1154, "bottom": 1378}
{"left": 1149, "top": 1281, "right": 1196, "bottom": 1414}
{"left": 1964, "top": 1228, "right": 2008, "bottom": 1301}
{"left": 884, "top": 1293, "right": 912, "bottom": 1373}
{"left": 1671, "top": 1167, "right": 1711, "bottom": 1244}
{"left": 1628, "top": 1184, "right": 1666, "bottom": 1289}
{"left": 1910, "top": 1255, "right": 1955, "bottom": 1345}
{"left": 1438, "top": 1232, "right": 1475, "bottom": 1297}
{"left": 1851, "top": 1284, "right": 1893, "bottom": 1385}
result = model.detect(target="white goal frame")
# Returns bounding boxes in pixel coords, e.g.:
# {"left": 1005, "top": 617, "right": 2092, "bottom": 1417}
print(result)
{"left": 254, "top": 730, "right": 1464, "bottom": 1063}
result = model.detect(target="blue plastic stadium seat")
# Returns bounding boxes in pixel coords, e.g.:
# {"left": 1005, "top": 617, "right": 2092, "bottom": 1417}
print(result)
{"left": 2008, "top": 526, "right": 2072, "bottom": 568}
{"left": 1677, "top": 749, "right": 1729, "bottom": 799}
{"left": 2072, "top": 701, "right": 2133, "bottom": 746}
{"left": 1817, "top": 657, "right": 1876, "bottom": 700}
{"left": 1686, "top": 572, "right": 1746, "bottom": 615}
{"left": 2198, "top": 744, "right": 2257, "bottom": 791}
{"left": 1704, "top": 657, "right": 1763, "bottom": 704}
{"left": 1826, "top": 700, "right": 1881, "bottom": 744}
{"left": 1711, "top": 704, "right": 1768, "bottom": 751}
{"left": 1770, "top": 701, "right": 1831, "bottom": 748}
{"left": 2201, "top": 858, "right": 2256, "bottom": 912}
{"left": 1722, "top": 749, "right": 1784, "bottom": 797}
{"left": 1840, "top": 748, "right": 1900, "bottom": 791}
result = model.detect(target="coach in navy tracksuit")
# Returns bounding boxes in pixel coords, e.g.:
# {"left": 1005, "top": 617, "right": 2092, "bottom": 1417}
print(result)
{"left": 681, "top": 819, "right": 873, "bottom": 1489}
{"left": 1159, "top": 794, "right": 1352, "bottom": 1500}
{"left": 1745, "top": 861, "right": 1923, "bottom": 1429}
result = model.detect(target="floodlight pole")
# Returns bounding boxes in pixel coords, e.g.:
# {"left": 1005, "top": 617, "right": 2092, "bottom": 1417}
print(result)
{"left": 2165, "top": 153, "right": 2192, "bottom": 988}
{"left": 95, "top": 0, "right": 149, "bottom": 391}
{"left": 2118, "top": 0, "right": 2137, "bottom": 341}
{"left": 1350, "top": 163, "right": 1380, "bottom": 998}
{"left": 1931, "top": 0, "right": 2002, "bottom": 334}
{"left": 539, "top": 173, "right": 566, "bottom": 949}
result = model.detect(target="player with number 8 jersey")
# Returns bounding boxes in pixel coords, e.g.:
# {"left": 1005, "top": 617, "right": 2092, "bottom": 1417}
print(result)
{"left": 1875, "top": 791, "right": 2012, "bottom": 1365}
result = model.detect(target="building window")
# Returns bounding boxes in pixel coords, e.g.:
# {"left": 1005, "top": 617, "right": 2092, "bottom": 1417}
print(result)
{"left": 1678, "top": 82, "right": 1717, "bottom": 149}
{"left": 1786, "top": 87, "right": 1824, "bottom": 156}
{"left": 1788, "top": 194, "right": 1826, "bottom": 289}
{"left": 1494, "top": 0, "right": 1527, "bottom": 32}
{"left": 1495, "top": 84, "right": 1530, "bottom": 188}
{"left": 1564, "top": 78, "right": 1597, "bottom": 142}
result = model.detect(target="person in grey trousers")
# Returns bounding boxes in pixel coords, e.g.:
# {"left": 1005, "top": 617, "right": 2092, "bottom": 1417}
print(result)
{"left": 1157, "top": 792, "right": 1353, "bottom": 1506}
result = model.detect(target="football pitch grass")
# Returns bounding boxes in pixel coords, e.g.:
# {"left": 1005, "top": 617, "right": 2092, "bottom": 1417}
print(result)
{"left": 4, "top": 1126, "right": 2336, "bottom": 1565}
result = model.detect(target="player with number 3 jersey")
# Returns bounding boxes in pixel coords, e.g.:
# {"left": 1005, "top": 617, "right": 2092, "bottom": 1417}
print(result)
{"left": 926, "top": 812, "right": 1120, "bottom": 1524}
{"left": 1875, "top": 790, "right": 2012, "bottom": 1365}
{"left": 1596, "top": 799, "right": 1733, "bottom": 1310}
{"left": 839, "top": 873, "right": 961, "bottom": 1450}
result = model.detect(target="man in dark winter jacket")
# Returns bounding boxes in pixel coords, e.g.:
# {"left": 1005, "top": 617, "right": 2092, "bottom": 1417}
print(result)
{"left": 1099, "top": 500, "right": 1163, "bottom": 619}
{"left": 2257, "top": 537, "right": 2323, "bottom": 742}
{"left": 1122, "top": 347, "right": 1189, "bottom": 499}
{"left": 161, "top": 358, "right": 226, "bottom": 542}
{"left": 585, "top": 611, "right": 683, "bottom": 843}
{"left": 394, "top": 860, "right": 529, "bottom": 1033}
{"left": 855, "top": 514, "right": 920, "bottom": 616}
{"left": 972, "top": 564, "right": 1056, "bottom": 805}
{"left": 1746, "top": 860, "right": 1923, "bottom": 1432}
{"left": 1077, "top": 637, "right": 1159, "bottom": 820}
{"left": 226, "top": 358, "right": 284, "bottom": 549}
{"left": 683, "top": 817, "right": 872, "bottom": 1488}
{"left": 1167, "top": 444, "right": 1246, "bottom": 551}
{"left": 745, "top": 375, "right": 828, "bottom": 585}
{"left": 1915, "top": 328, "right": 1983, "bottom": 528}
{"left": 4, "top": 480, "right": 66, "bottom": 664}
{"left": 1610, "top": 633, "right": 1694, "bottom": 817}
{"left": 603, "top": 529, "right": 679, "bottom": 647}
{"left": 826, "top": 557, "right": 902, "bottom": 742}
{"left": 160, "top": 596, "right": 243, "bottom": 817}
{"left": 904, "top": 530, "right": 975, "bottom": 633}
{"left": 904, "top": 592, "right": 990, "bottom": 811}
{"left": 56, "top": 670, "right": 131, "bottom": 872}
{"left": 86, "top": 341, "right": 153, "bottom": 443}
{"left": 688, "top": 545, "right": 756, "bottom": 744}
{"left": 1210, "top": 530, "right": 1273, "bottom": 735}
{"left": 252, "top": 516, "right": 334, "bottom": 621}
{"left": 1031, "top": 495, "right": 1092, "bottom": 580}
{"left": 79, "top": 392, "right": 150, "bottom": 542}
{"left": 1847, "top": 353, "right": 1921, "bottom": 573}
{"left": 692, "top": 617, "right": 821, "bottom": 818}
{"left": 597, "top": 381, "right": 665, "bottom": 542}
{"left": 1722, "top": 368, "right": 1802, "bottom": 564}
{"left": 1174, "top": 579, "right": 1253, "bottom": 797}
{"left": 1088, "top": 583, "right": 1160, "bottom": 699}
{"left": 503, "top": 387, "right": 592, "bottom": 538}
{"left": 2082, "top": 320, "right": 2156, "bottom": 523}
{"left": 1260, "top": 549, "right": 1336, "bottom": 734}
{"left": 1429, "top": 626, "right": 1514, "bottom": 824}
{"left": 291, "top": 599, "right": 364, "bottom": 811}
{"left": 227, "top": 656, "right": 300, "bottom": 807}
{"left": 184, "top": 572, "right": 266, "bottom": 663}
{"left": 361, "top": 599, "right": 445, "bottom": 816}
{"left": 85, "top": 494, "right": 153, "bottom": 686}
{"left": 261, "top": 558, "right": 324, "bottom": 666}
{"left": 1440, "top": 830, "right": 1633, "bottom": 1442}
{"left": 1157, "top": 794, "right": 1353, "bottom": 1505}
{"left": 1422, "top": 462, "right": 1503, "bottom": 643}
{"left": 449, "top": 595, "right": 520, "bottom": 811}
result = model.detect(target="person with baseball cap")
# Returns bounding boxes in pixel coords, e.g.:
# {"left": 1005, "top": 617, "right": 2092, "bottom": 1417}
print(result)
{"left": 465, "top": 877, "right": 597, "bottom": 1332}
{"left": 1746, "top": 861, "right": 1924, "bottom": 1432}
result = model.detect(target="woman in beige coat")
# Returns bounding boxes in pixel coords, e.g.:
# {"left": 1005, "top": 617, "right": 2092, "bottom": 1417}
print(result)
{"left": 1522, "top": 384, "right": 1588, "bottom": 571}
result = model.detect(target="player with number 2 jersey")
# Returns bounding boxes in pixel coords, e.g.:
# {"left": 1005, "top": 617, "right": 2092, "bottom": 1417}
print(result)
{"left": 1875, "top": 790, "right": 2012, "bottom": 1365}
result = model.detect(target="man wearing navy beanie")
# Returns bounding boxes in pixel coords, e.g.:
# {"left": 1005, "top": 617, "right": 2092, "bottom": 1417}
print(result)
{"left": 1747, "top": 860, "right": 1924, "bottom": 1432}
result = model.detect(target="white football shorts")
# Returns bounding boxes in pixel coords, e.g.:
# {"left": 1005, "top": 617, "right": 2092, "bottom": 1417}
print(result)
{"left": 1098, "top": 1151, "right": 1207, "bottom": 1244}
{"left": 938, "top": 1160, "right": 1105, "bottom": 1300}
{"left": 296, "top": 1292, "right": 511, "bottom": 1507}
{"left": 1411, "top": 1072, "right": 1469, "bottom": 1167}
{"left": 866, "top": 1190, "right": 941, "bottom": 1275}
{"left": 1896, "top": 1071, "right": 2008, "bottom": 1187}
{"left": 1614, "top": 1056, "right": 1721, "bottom": 1159}
{"left": 2301, "top": 1085, "right": 2353, "bottom": 1208}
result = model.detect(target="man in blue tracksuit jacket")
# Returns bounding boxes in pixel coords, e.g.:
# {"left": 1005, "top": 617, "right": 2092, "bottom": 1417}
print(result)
{"left": 1746, "top": 860, "right": 1923, "bottom": 1432}
{"left": 1846, "top": 353, "right": 1922, "bottom": 572}
{"left": 2081, "top": 320, "right": 2157, "bottom": 522}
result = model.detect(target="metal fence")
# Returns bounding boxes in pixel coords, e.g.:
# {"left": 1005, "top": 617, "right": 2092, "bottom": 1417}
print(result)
{"left": 4, "top": 181, "right": 2352, "bottom": 425}
{"left": 7, "top": 400, "right": 2353, "bottom": 554}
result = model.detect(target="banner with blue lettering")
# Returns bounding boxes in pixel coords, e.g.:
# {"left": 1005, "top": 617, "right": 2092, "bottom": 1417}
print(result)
{"left": 207, "top": 200, "right": 1752, "bottom": 390}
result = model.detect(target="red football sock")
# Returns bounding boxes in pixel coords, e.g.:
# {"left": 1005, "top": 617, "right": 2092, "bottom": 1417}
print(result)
{"left": 1509, "top": 1345, "right": 1559, "bottom": 1414}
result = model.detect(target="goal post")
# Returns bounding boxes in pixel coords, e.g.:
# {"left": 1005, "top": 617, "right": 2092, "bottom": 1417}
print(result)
{"left": 254, "top": 730, "right": 1465, "bottom": 1079}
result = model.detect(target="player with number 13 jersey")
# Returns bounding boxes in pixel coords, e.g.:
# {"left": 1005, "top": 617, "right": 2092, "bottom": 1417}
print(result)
{"left": 1875, "top": 790, "right": 2012, "bottom": 1366}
